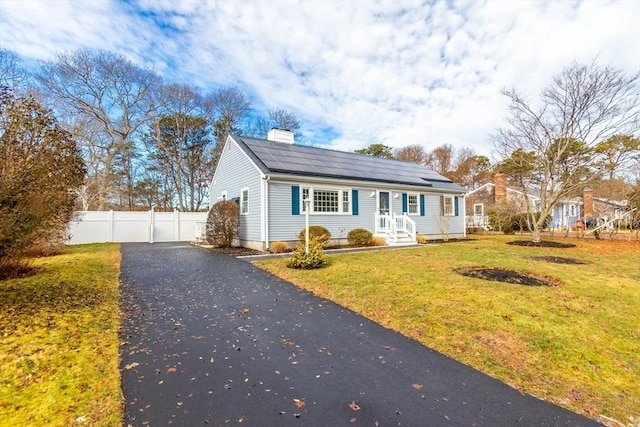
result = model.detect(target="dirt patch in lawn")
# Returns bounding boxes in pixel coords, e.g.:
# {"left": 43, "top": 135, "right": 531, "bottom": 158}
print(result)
{"left": 530, "top": 256, "right": 589, "bottom": 265}
{"left": 455, "top": 267, "right": 561, "bottom": 287}
{"left": 507, "top": 240, "right": 576, "bottom": 249}
{"left": 507, "top": 240, "right": 576, "bottom": 248}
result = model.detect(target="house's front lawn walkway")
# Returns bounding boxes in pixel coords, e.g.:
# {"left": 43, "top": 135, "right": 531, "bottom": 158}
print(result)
{"left": 256, "top": 235, "right": 640, "bottom": 425}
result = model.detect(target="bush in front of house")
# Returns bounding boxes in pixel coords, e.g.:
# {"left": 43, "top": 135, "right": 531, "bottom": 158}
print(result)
{"left": 369, "top": 236, "right": 387, "bottom": 246}
{"left": 298, "top": 225, "right": 331, "bottom": 247}
{"left": 270, "top": 241, "right": 289, "bottom": 253}
{"left": 206, "top": 200, "right": 239, "bottom": 247}
{"left": 287, "top": 236, "right": 326, "bottom": 269}
{"left": 416, "top": 235, "right": 429, "bottom": 244}
{"left": 347, "top": 228, "right": 373, "bottom": 246}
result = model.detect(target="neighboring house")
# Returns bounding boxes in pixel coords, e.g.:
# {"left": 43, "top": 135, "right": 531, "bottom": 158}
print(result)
{"left": 465, "top": 173, "right": 582, "bottom": 230}
{"left": 209, "top": 129, "right": 467, "bottom": 251}
{"left": 583, "top": 188, "right": 630, "bottom": 228}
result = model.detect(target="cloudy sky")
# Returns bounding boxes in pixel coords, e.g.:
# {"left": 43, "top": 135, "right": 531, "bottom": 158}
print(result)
{"left": 1, "top": 0, "right": 639, "bottom": 156}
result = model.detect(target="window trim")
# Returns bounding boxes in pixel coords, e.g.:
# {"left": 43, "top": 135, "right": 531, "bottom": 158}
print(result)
{"left": 240, "top": 188, "right": 249, "bottom": 215}
{"left": 407, "top": 193, "right": 419, "bottom": 216}
{"left": 301, "top": 185, "right": 351, "bottom": 215}
{"left": 442, "top": 195, "right": 455, "bottom": 216}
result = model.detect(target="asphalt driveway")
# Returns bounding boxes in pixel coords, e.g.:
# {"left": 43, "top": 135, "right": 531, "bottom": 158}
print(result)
{"left": 119, "top": 242, "right": 600, "bottom": 426}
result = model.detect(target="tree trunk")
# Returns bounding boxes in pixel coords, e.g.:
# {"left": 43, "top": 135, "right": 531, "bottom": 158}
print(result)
{"left": 531, "top": 226, "right": 542, "bottom": 243}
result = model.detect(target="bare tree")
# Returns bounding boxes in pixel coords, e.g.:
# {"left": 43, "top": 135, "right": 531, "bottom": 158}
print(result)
{"left": 247, "top": 107, "right": 303, "bottom": 140}
{"left": 493, "top": 61, "right": 639, "bottom": 242}
{"left": 204, "top": 86, "right": 251, "bottom": 145}
{"left": 425, "top": 143, "right": 455, "bottom": 175}
{"left": 395, "top": 144, "right": 427, "bottom": 164}
{"left": 0, "top": 48, "right": 32, "bottom": 93}
{"left": 35, "top": 49, "right": 161, "bottom": 210}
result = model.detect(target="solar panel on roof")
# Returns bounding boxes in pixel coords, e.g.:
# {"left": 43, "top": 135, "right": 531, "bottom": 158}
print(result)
{"left": 236, "top": 136, "right": 465, "bottom": 191}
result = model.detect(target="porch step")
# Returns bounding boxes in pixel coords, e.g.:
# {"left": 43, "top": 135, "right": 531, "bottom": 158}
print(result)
{"left": 386, "top": 233, "right": 417, "bottom": 246}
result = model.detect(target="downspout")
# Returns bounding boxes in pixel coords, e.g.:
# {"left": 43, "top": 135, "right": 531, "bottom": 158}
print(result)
{"left": 462, "top": 194, "right": 467, "bottom": 238}
{"left": 263, "top": 176, "right": 270, "bottom": 251}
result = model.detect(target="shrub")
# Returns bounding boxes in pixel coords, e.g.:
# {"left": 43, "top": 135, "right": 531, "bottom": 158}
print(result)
{"left": 298, "top": 225, "right": 331, "bottom": 246}
{"left": 206, "top": 200, "right": 239, "bottom": 247}
{"left": 416, "top": 235, "right": 429, "bottom": 244}
{"left": 347, "top": 228, "right": 372, "bottom": 246}
{"left": 287, "top": 236, "right": 326, "bottom": 269}
{"left": 369, "top": 236, "right": 387, "bottom": 246}
{"left": 270, "top": 241, "right": 289, "bottom": 253}
{"left": 0, "top": 88, "right": 85, "bottom": 275}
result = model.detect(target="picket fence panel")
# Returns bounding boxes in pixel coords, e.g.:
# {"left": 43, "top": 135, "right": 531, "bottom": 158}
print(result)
{"left": 67, "top": 210, "right": 207, "bottom": 244}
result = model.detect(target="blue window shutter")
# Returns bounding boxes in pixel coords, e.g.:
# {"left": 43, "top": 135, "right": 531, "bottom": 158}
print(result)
{"left": 352, "top": 190, "right": 359, "bottom": 215}
{"left": 454, "top": 196, "right": 459, "bottom": 216}
{"left": 292, "top": 185, "right": 300, "bottom": 215}
{"left": 402, "top": 193, "right": 408, "bottom": 213}
{"left": 420, "top": 194, "right": 425, "bottom": 216}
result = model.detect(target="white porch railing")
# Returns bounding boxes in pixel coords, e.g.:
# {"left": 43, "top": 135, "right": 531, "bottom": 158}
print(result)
{"left": 375, "top": 213, "right": 416, "bottom": 242}
{"left": 466, "top": 215, "right": 492, "bottom": 230}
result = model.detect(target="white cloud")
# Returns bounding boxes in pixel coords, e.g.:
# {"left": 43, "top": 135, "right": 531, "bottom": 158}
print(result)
{"left": 1, "top": 0, "right": 638, "bottom": 158}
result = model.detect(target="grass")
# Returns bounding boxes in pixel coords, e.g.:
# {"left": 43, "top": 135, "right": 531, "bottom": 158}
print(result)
{"left": 0, "top": 243, "right": 122, "bottom": 426}
{"left": 256, "top": 235, "right": 640, "bottom": 425}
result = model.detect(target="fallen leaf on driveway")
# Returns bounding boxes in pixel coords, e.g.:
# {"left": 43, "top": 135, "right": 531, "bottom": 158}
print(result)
{"left": 124, "top": 362, "right": 139, "bottom": 370}
{"left": 167, "top": 367, "right": 177, "bottom": 373}
{"left": 412, "top": 383, "right": 423, "bottom": 389}
{"left": 349, "top": 401, "right": 361, "bottom": 411}
{"left": 293, "top": 398, "right": 305, "bottom": 408}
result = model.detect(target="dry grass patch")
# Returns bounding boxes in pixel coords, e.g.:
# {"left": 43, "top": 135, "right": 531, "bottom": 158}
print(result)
{"left": 0, "top": 243, "right": 122, "bottom": 426}
{"left": 256, "top": 235, "right": 640, "bottom": 425}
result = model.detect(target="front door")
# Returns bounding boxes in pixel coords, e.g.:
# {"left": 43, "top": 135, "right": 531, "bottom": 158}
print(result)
{"left": 379, "top": 191, "right": 390, "bottom": 215}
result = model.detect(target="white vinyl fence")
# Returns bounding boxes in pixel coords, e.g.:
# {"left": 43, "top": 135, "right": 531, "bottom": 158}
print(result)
{"left": 67, "top": 210, "right": 207, "bottom": 245}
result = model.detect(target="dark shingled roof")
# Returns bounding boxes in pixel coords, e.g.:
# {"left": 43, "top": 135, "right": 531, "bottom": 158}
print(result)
{"left": 232, "top": 135, "right": 466, "bottom": 192}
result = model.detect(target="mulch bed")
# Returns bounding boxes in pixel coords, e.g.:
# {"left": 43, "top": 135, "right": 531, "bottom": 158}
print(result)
{"left": 530, "top": 256, "right": 589, "bottom": 265}
{"left": 455, "top": 267, "right": 561, "bottom": 287}
{"left": 207, "top": 247, "right": 263, "bottom": 257}
{"left": 507, "top": 240, "right": 576, "bottom": 248}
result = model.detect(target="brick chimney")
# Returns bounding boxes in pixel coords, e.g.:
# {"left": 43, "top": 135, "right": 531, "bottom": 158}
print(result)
{"left": 583, "top": 188, "right": 594, "bottom": 217}
{"left": 494, "top": 173, "right": 507, "bottom": 205}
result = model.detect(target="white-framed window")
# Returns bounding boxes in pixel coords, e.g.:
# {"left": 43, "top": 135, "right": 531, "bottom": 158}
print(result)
{"left": 473, "top": 203, "right": 484, "bottom": 216}
{"left": 220, "top": 191, "right": 227, "bottom": 201}
{"left": 302, "top": 186, "right": 350, "bottom": 214}
{"left": 408, "top": 194, "right": 419, "bottom": 215}
{"left": 302, "top": 187, "right": 310, "bottom": 212}
{"left": 570, "top": 204, "right": 575, "bottom": 216}
{"left": 442, "top": 195, "right": 455, "bottom": 216}
{"left": 240, "top": 188, "right": 249, "bottom": 214}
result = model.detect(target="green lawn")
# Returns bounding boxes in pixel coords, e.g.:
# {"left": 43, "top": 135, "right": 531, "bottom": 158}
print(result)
{"left": 0, "top": 243, "right": 122, "bottom": 426}
{"left": 256, "top": 235, "right": 640, "bottom": 425}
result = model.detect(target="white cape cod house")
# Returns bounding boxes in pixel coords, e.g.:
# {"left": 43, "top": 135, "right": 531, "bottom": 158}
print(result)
{"left": 209, "top": 130, "right": 467, "bottom": 251}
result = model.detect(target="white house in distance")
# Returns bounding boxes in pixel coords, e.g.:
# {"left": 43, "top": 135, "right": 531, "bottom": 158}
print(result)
{"left": 209, "top": 129, "right": 467, "bottom": 251}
